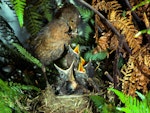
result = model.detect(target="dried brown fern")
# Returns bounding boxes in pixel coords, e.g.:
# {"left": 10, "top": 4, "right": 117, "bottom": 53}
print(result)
{"left": 91, "top": 0, "right": 150, "bottom": 97}
{"left": 92, "top": 0, "right": 142, "bottom": 54}
{"left": 108, "top": 10, "right": 142, "bottom": 54}
{"left": 93, "top": 31, "right": 111, "bottom": 53}
{"left": 93, "top": 0, "right": 122, "bottom": 13}
{"left": 121, "top": 44, "right": 150, "bottom": 96}
{"left": 92, "top": 0, "right": 123, "bottom": 53}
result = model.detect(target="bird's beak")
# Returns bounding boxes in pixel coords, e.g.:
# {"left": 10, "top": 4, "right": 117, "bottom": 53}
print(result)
{"left": 54, "top": 60, "right": 75, "bottom": 80}
{"left": 66, "top": 28, "right": 78, "bottom": 37}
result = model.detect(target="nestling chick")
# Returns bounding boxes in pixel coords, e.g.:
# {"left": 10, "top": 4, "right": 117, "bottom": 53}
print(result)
{"left": 54, "top": 61, "right": 89, "bottom": 95}
{"left": 54, "top": 61, "right": 78, "bottom": 95}
{"left": 75, "top": 60, "right": 100, "bottom": 92}
{"left": 64, "top": 45, "right": 80, "bottom": 68}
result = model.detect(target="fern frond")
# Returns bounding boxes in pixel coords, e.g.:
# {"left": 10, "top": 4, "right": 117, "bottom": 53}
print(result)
{"left": 9, "top": 81, "right": 40, "bottom": 92}
{"left": 0, "top": 78, "right": 39, "bottom": 113}
{"left": 71, "top": 36, "right": 87, "bottom": 44}
{"left": 77, "top": 6, "right": 94, "bottom": 22}
{"left": 84, "top": 51, "right": 107, "bottom": 61}
{"left": 75, "top": 5, "right": 94, "bottom": 41}
{"left": 78, "top": 22, "right": 93, "bottom": 41}
{"left": 121, "top": 45, "right": 150, "bottom": 96}
{"left": 12, "top": 43, "right": 42, "bottom": 68}
{"left": 145, "top": 91, "right": 150, "bottom": 106}
{"left": 90, "top": 95, "right": 120, "bottom": 113}
{"left": 39, "top": 0, "right": 53, "bottom": 21}
{"left": 109, "top": 10, "right": 142, "bottom": 54}
{"left": 84, "top": 24, "right": 93, "bottom": 40}
{"left": 89, "top": 95, "right": 105, "bottom": 112}
{"left": 25, "top": 8, "right": 43, "bottom": 37}
{"left": 94, "top": 1, "right": 122, "bottom": 14}
{"left": 11, "top": 0, "right": 26, "bottom": 27}
{"left": 109, "top": 88, "right": 150, "bottom": 113}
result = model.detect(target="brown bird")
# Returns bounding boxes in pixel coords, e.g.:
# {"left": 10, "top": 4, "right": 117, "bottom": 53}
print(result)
{"left": 31, "top": 5, "right": 80, "bottom": 65}
{"left": 29, "top": 4, "right": 81, "bottom": 84}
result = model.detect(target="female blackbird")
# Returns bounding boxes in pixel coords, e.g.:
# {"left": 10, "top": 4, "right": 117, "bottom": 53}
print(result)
{"left": 30, "top": 4, "right": 81, "bottom": 66}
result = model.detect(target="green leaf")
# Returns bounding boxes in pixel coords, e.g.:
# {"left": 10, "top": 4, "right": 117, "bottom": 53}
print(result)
{"left": 25, "top": 8, "right": 43, "bottom": 36}
{"left": 84, "top": 24, "right": 93, "bottom": 40}
{"left": 118, "top": 57, "right": 124, "bottom": 69}
{"left": 89, "top": 95, "right": 105, "bottom": 111}
{"left": 134, "top": 29, "right": 150, "bottom": 37}
{"left": 11, "top": 0, "right": 26, "bottom": 27}
{"left": 147, "top": 29, "right": 150, "bottom": 34}
{"left": 77, "top": 6, "right": 94, "bottom": 22}
{"left": 12, "top": 43, "right": 42, "bottom": 68}
{"left": 136, "top": 91, "right": 145, "bottom": 100}
{"left": 109, "top": 88, "right": 150, "bottom": 113}
{"left": 109, "top": 88, "right": 126, "bottom": 104}
{"left": 84, "top": 51, "right": 107, "bottom": 61}
{"left": 0, "top": 78, "right": 39, "bottom": 113}
{"left": 132, "top": 0, "right": 150, "bottom": 11}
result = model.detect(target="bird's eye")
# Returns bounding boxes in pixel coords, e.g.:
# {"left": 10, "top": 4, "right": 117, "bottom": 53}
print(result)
{"left": 71, "top": 20, "right": 74, "bottom": 23}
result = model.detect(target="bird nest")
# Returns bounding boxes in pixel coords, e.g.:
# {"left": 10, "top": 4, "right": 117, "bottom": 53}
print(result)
{"left": 32, "top": 84, "right": 93, "bottom": 113}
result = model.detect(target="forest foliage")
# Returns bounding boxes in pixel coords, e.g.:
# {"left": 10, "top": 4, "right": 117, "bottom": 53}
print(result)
{"left": 0, "top": 0, "right": 150, "bottom": 113}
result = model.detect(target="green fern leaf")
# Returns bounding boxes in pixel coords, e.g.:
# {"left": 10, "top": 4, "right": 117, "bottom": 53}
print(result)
{"left": 90, "top": 95, "right": 120, "bottom": 113}
{"left": 77, "top": 7, "right": 94, "bottom": 22}
{"left": 135, "top": 29, "right": 150, "bottom": 38}
{"left": 77, "top": 22, "right": 93, "bottom": 41}
{"left": 89, "top": 95, "right": 105, "bottom": 111}
{"left": 12, "top": 43, "right": 42, "bottom": 68}
{"left": 84, "top": 24, "right": 93, "bottom": 40}
{"left": 71, "top": 36, "right": 87, "bottom": 44}
{"left": 145, "top": 91, "right": 150, "bottom": 106}
{"left": 84, "top": 51, "right": 107, "bottom": 61}
{"left": 0, "top": 78, "right": 39, "bottom": 113}
{"left": 11, "top": 0, "right": 26, "bottom": 27}
{"left": 109, "top": 88, "right": 127, "bottom": 103}
{"left": 136, "top": 91, "right": 145, "bottom": 100}
{"left": 76, "top": 6, "right": 94, "bottom": 41}
{"left": 109, "top": 88, "right": 150, "bottom": 113}
{"left": 25, "top": 8, "right": 43, "bottom": 36}
{"left": 40, "top": 0, "right": 53, "bottom": 21}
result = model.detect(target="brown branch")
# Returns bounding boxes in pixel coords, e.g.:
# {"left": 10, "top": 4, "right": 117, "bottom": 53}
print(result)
{"left": 124, "top": 0, "right": 146, "bottom": 30}
{"left": 77, "top": 0, "right": 131, "bottom": 54}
